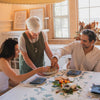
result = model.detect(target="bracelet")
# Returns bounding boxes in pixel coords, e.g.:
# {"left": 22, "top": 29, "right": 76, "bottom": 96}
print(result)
{"left": 51, "top": 56, "right": 56, "bottom": 60}
{"left": 51, "top": 56, "right": 58, "bottom": 61}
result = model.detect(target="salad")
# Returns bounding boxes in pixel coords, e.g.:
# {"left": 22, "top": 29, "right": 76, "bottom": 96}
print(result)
{"left": 52, "top": 76, "right": 81, "bottom": 94}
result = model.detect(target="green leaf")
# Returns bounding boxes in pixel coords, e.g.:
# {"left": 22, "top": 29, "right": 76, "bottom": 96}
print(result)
{"left": 62, "top": 88, "right": 73, "bottom": 94}
{"left": 52, "top": 81, "right": 61, "bottom": 87}
{"left": 77, "top": 85, "right": 82, "bottom": 89}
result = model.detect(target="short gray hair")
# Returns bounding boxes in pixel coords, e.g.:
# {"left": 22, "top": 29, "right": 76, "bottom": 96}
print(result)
{"left": 26, "top": 16, "right": 41, "bottom": 33}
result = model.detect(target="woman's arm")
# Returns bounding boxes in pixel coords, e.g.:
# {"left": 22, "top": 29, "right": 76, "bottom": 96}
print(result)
{"left": 20, "top": 51, "right": 37, "bottom": 69}
{"left": 44, "top": 42, "right": 59, "bottom": 69}
{"left": 42, "top": 32, "right": 53, "bottom": 60}
{"left": 0, "top": 58, "right": 44, "bottom": 83}
{"left": 44, "top": 41, "right": 53, "bottom": 60}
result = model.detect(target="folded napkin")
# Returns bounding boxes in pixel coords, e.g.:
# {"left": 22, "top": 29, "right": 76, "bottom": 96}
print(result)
{"left": 91, "top": 84, "right": 100, "bottom": 94}
{"left": 30, "top": 77, "right": 46, "bottom": 84}
{"left": 67, "top": 70, "right": 82, "bottom": 76}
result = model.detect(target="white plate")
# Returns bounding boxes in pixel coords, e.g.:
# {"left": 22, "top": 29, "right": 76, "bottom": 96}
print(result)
{"left": 43, "top": 70, "right": 58, "bottom": 76}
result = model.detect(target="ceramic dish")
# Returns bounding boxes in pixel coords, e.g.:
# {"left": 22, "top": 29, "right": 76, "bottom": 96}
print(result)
{"left": 43, "top": 69, "right": 58, "bottom": 76}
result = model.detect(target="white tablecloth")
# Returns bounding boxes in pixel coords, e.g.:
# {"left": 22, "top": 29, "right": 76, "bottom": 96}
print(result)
{"left": 0, "top": 70, "right": 100, "bottom": 100}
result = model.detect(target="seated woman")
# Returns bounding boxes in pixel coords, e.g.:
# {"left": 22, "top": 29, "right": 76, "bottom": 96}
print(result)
{"left": 0, "top": 38, "right": 48, "bottom": 94}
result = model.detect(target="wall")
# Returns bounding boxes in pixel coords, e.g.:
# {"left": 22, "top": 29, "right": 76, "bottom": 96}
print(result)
{"left": 0, "top": 3, "right": 12, "bottom": 32}
{"left": 0, "top": 3, "right": 13, "bottom": 44}
{"left": 0, "top": 3, "right": 12, "bottom": 21}
{"left": 69, "top": 0, "right": 78, "bottom": 38}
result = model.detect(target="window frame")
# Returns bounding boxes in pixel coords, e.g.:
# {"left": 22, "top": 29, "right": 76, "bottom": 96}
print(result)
{"left": 53, "top": 0, "right": 70, "bottom": 39}
{"left": 78, "top": 0, "right": 100, "bottom": 24}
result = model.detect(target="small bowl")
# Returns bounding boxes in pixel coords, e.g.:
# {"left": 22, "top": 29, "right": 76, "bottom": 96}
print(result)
{"left": 43, "top": 66, "right": 58, "bottom": 76}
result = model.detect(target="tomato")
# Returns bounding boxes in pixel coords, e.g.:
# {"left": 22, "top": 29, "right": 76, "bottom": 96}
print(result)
{"left": 64, "top": 80, "right": 67, "bottom": 83}
{"left": 59, "top": 80, "right": 63, "bottom": 84}
{"left": 60, "top": 84, "right": 63, "bottom": 87}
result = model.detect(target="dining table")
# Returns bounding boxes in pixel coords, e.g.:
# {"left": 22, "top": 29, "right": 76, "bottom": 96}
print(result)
{"left": 0, "top": 69, "right": 100, "bottom": 100}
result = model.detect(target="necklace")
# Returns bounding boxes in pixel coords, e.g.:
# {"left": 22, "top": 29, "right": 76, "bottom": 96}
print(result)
{"left": 34, "top": 48, "right": 38, "bottom": 53}
{"left": 28, "top": 33, "right": 38, "bottom": 53}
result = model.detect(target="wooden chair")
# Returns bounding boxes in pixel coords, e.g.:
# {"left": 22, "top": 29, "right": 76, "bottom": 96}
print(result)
{"left": 66, "top": 58, "right": 71, "bottom": 69}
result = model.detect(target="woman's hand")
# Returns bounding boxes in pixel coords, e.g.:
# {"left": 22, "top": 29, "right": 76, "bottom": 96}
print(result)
{"left": 36, "top": 67, "right": 44, "bottom": 73}
{"left": 36, "top": 66, "right": 50, "bottom": 76}
{"left": 51, "top": 57, "right": 58, "bottom": 67}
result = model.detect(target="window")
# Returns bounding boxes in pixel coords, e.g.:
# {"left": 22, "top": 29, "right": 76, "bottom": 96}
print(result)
{"left": 53, "top": 0, "right": 69, "bottom": 38}
{"left": 78, "top": 0, "right": 100, "bottom": 27}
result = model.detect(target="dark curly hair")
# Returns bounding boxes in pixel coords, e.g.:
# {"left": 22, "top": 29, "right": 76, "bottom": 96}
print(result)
{"left": 0, "top": 38, "right": 18, "bottom": 59}
{"left": 82, "top": 29, "right": 97, "bottom": 42}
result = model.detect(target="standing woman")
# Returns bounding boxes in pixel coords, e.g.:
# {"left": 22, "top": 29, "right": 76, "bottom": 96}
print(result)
{"left": 19, "top": 16, "right": 58, "bottom": 74}
{"left": 0, "top": 39, "right": 47, "bottom": 93}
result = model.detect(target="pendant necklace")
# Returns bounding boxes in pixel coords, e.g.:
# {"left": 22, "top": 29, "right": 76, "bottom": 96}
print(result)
{"left": 34, "top": 48, "right": 38, "bottom": 53}
{"left": 29, "top": 33, "right": 38, "bottom": 53}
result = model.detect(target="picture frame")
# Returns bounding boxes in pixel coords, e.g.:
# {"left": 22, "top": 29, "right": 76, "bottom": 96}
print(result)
{"left": 29, "top": 8, "right": 45, "bottom": 29}
{"left": 13, "top": 10, "right": 27, "bottom": 30}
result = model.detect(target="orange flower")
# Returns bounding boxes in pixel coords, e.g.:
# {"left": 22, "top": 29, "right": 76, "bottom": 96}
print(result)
{"left": 59, "top": 80, "right": 63, "bottom": 84}
{"left": 60, "top": 84, "right": 63, "bottom": 87}
{"left": 64, "top": 80, "right": 67, "bottom": 83}
{"left": 67, "top": 80, "right": 70, "bottom": 83}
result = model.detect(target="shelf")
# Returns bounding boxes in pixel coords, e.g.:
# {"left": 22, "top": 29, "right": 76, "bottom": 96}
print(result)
{"left": 44, "top": 17, "right": 49, "bottom": 20}
{"left": 0, "top": 20, "right": 13, "bottom": 22}
{"left": 42, "top": 29, "right": 49, "bottom": 32}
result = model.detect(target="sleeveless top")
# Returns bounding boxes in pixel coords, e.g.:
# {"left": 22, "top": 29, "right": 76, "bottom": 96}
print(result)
{"left": 19, "top": 32, "right": 45, "bottom": 74}
{"left": 0, "top": 71, "right": 9, "bottom": 93}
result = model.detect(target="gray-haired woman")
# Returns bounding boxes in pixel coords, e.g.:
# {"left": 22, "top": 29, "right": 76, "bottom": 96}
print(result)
{"left": 19, "top": 16, "right": 59, "bottom": 74}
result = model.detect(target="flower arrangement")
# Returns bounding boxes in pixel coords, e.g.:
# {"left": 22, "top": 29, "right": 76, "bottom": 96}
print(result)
{"left": 52, "top": 76, "right": 81, "bottom": 95}
{"left": 75, "top": 21, "right": 100, "bottom": 40}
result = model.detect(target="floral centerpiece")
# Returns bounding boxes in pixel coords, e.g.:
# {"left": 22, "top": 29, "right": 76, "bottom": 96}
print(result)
{"left": 52, "top": 76, "right": 81, "bottom": 95}
{"left": 75, "top": 21, "right": 100, "bottom": 41}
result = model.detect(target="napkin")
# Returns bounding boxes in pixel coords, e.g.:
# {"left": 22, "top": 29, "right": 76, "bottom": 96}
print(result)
{"left": 91, "top": 84, "right": 100, "bottom": 94}
{"left": 67, "top": 70, "right": 82, "bottom": 76}
{"left": 30, "top": 77, "right": 46, "bottom": 84}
